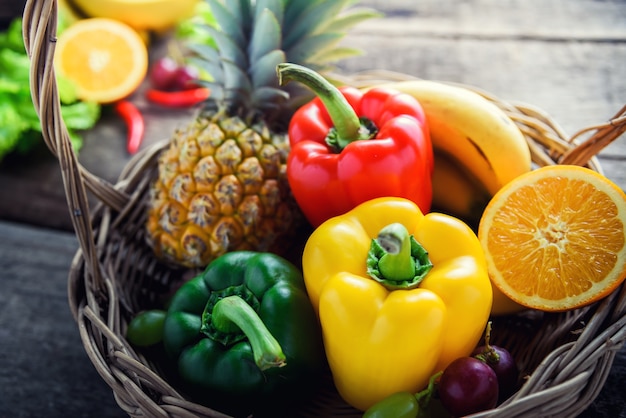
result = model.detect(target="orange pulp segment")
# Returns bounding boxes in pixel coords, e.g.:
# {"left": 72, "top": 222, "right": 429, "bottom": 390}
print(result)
{"left": 54, "top": 18, "right": 148, "bottom": 103}
{"left": 478, "top": 165, "right": 626, "bottom": 312}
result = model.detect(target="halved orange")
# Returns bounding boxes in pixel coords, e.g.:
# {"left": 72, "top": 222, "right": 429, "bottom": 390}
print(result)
{"left": 54, "top": 18, "right": 148, "bottom": 103}
{"left": 478, "top": 165, "right": 626, "bottom": 312}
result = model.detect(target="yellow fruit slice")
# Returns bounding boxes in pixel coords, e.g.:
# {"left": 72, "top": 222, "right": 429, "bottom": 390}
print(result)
{"left": 478, "top": 165, "right": 626, "bottom": 312}
{"left": 54, "top": 18, "right": 148, "bottom": 103}
{"left": 70, "top": 0, "right": 200, "bottom": 31}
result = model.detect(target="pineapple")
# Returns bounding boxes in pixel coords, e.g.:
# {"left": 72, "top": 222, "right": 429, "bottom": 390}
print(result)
{"left": 146, "top": 0, "right": 379, "bottom": 268}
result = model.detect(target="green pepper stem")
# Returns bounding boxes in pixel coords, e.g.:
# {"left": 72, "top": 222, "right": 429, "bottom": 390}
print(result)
{"left": 377, "top": 223, "right": 416, "bottom": 281}
{"left": 276, "top": 63, "right": 373, "bottom": 150}
{"left": 211, "top": 295, "right": 287, "bottom": 371}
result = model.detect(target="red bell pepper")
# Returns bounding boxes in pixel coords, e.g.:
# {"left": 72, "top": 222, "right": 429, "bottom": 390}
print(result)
{"left": 277, "top": 63, "right": 433, "bottom": 227}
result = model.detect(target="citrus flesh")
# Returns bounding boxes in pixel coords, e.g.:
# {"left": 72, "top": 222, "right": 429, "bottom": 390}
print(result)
{"left": 54, "top": 18, "right": 148, "bottom": 103}
{"left": 478, "top": 165, "right": 626, "bottom": 312}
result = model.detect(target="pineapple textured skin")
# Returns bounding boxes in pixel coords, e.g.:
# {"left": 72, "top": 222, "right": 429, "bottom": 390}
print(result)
{"left": 146, "top": 112, "right": 297, "bottom": 268}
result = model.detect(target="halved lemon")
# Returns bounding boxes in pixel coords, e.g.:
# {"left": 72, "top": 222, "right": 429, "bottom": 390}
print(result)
{"left": 478, "top": 165, "right": 626, "bottom": 312}
{"left": 54, "top": 18, "right": 148, "bottom": 103}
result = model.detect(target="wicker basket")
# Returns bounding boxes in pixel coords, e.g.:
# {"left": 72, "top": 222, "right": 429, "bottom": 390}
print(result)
{"left": 23, "top": 0, "right": 626, "bottom": 416}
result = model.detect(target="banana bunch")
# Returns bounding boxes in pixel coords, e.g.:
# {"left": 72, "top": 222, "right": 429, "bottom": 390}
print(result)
{"left": 377, "top": 79, "right": 532, "bottom": 227}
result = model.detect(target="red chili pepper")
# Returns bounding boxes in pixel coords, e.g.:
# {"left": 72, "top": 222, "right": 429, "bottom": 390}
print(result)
{"left": 145, "top": 87, "right": 211, "bottom": 108}
{"left": 114, "top": 100, "right": 145, "bottom": 155}
{"left": 277, "top": 63, "right": 433, "bottom": 228}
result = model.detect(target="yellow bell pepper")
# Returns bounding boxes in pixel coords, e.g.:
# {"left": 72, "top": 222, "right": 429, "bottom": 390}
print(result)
{"left": 302, "top": 197, "right": 492, "bottom": 411}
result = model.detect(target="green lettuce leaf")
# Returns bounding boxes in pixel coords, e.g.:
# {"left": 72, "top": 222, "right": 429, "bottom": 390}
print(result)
{"left": 0, "top": 17, "right": 102, "bottom": 162}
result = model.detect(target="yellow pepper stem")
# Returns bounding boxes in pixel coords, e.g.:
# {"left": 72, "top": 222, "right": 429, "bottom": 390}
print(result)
{"left": 367, "top": 223, "right": 433, "bottom": 290}
{"left": 377, "top": 223, "right": 416, "bottom": 280}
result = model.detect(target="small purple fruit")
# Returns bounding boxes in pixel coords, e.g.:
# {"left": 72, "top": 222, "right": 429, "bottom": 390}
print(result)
{"left": 439, "top": 357, "right": 499, "bottom": 417}
{"left": 171, "top": 65, "right": 200, "bottom": 90}
{"left": 472, "top": 344, "right": 519, "bottom": 401}
{"left": 149, "top": 56, "right": 179, "bottom": 90}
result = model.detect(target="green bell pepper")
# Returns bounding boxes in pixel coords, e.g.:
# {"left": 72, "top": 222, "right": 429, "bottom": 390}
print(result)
{"left": 162, "top": 251, "right": 324, "bottom": 403}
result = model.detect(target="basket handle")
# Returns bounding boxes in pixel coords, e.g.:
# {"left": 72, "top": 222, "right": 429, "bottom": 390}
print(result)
{"left": 22, "top": 0, "right": 127, "bottom": 283}
{"left": 561, "top": 105, "right": 626, "bottom": 166}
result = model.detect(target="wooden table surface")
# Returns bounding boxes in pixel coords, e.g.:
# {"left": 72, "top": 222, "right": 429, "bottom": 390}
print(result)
{"left": 1, "top": 0, "right": 625, "bottom": 416}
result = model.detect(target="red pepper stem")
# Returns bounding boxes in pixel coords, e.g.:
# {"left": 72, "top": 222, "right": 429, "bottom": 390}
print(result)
{"left": 377, "top": 223, "right": 416, "bottom": 281}
{"left": 211, "top": 295, "right": 287, "bottom": 371}
{"left": 277, "top": 63, "right": 367, "bottom": 148}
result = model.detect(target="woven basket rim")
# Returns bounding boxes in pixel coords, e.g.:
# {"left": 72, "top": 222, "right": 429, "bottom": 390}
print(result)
{"left": 22, "top": 0, "right": 626, "bottom": 416}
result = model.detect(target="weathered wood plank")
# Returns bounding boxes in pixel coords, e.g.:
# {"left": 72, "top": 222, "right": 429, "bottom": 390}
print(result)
{"left": 0, "top": 222, "right": 126, "bottom": 417}
{"left": 358, "top": 0, "right": 626, "bottom": 40}
{"left": 343, "top": 0, "right": 626, "bottom": 134}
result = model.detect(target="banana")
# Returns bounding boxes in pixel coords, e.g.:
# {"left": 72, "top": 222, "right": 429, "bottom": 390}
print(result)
{"left": 68, "top": 0, "right": 199, "bottom": 31}
{"left": 378, "top": 80, "right": 532, "bottom": 196}
{"left": 431, "top": 150, "right": 492, "bottom": 229}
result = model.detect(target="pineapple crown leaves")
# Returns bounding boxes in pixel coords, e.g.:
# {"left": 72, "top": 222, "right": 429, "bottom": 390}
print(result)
{"left": 189, "top": 0, "right": 381, "bottom": 125}
{"left": 281, "top": 0, "right": 382, "bottom": 67}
